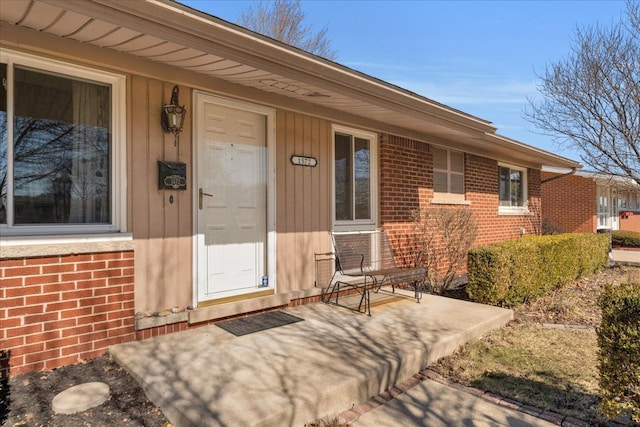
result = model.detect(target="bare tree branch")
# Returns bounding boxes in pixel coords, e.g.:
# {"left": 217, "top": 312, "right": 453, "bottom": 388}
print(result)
{"left": 526, "top": 0, "right": 640, "bottom": 184}
{"left": 397, "top": 207, "right": 478, "bottom": 295}
{"left": 239, "top": 0, "right": 336, "bottom": 60}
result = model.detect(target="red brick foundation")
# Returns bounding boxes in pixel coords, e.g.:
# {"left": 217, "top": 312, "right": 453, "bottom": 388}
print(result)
{"left": 0, "top": 251, "right": 135, "bottom": 377}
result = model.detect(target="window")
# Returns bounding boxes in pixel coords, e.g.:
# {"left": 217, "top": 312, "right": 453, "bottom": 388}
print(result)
{"left": 498, "top": 164, "right": 528, "bottom": 213}
{"left": 0, "top": 50, "right": 125, "bottom": 235}
{"left": 619, "top": 191, "right": 629, "bottom": 210}
{"left": 432, "top": 147, "right": 464, "bottom": 199}
{"left": 597, "top": 185, "right": 610, "bottom": 229}
{"left": 333, "top": 126, "right": 377, "bottom": 227}
{"left": 620, "top": 190, "right": 640, "bottom": 211}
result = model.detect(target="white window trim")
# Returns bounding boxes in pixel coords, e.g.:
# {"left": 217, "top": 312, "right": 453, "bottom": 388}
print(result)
{"left": 331, "top": 125, "right": 378, "bottom": 231}
{"left": 498, "top": 163, "right": 530, "bottom": 215}
{"left": 431, "top": 147, "right": 466, "bottom": 204}
{"left": 0, "top": 49, "right": 127, "bottom": 237}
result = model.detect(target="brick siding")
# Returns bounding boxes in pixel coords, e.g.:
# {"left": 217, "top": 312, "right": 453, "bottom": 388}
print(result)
{"left": 620, "top": 212, "right": 640, "bottom": 233}
{"left": 0, "top": 251, "right": 135, "bottom": 377}
{"left": 379, "top": 134, "right": 542, "bottom": 249}
{"left": 466, "top": 154, "right": 541, "bottom": 245}
{"left": 541, "top": 172, "right": 596, "bottom": 233}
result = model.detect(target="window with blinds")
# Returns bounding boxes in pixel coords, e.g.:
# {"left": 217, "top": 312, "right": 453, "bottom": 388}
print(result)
{"left": 432, "top": 147, "right": 464, "bottom": 199}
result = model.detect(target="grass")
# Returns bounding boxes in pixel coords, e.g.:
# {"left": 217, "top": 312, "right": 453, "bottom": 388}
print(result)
{"left": 431, "top": 264, "right": 640, "bottom": 426}
{"left": 435, "top": 324, "right": 602, "bottom": 423}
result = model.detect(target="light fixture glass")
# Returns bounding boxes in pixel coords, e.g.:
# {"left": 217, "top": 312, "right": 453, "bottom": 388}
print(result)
{"left": 161, "top": 85, "right": 186, "bottom": 146}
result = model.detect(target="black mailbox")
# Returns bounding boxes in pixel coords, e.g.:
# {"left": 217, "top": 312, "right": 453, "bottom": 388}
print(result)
{"left": 158, "top": 161, "right": 187, "bottom": 190}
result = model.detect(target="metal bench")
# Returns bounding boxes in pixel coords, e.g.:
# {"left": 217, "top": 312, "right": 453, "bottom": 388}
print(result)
{"left": 323, "top": 230, "right": 426, "bottom": 315}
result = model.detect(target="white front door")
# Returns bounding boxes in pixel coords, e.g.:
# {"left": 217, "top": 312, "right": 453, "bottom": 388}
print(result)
{"left": 195, "top": 93, "right": 274, "bottom": 303}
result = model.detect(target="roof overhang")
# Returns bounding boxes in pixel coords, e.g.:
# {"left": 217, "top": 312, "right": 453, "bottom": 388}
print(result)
{"left": 542, "top": 167, "right": 639, "bottom": 188}
{"left": 578, "top": 171, "right": 640, "bottom": 188}
{"left": 0, "top": 0, "right": 581, "bottom": 169}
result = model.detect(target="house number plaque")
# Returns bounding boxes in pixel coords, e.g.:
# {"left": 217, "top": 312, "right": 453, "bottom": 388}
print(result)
{"left": 290, "top": 155, "right": 317, "bottom": 167}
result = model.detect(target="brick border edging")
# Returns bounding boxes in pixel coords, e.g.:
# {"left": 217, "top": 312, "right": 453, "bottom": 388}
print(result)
{"left": 336, "top": 368, "right": 607, "bottom": 427}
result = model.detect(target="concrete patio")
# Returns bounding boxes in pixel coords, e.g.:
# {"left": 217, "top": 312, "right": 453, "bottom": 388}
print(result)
{"left": 110, "top": 293, "right": 514, "bottom": 427}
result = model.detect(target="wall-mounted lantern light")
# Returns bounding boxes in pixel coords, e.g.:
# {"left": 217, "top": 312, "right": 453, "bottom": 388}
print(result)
{"left": 161, "top": 85, "right": 186, "bottom": 146}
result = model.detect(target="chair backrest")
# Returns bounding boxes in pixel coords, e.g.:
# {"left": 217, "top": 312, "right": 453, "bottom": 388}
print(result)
{"left": 331, "top": 230, "right": 397, "bottom": 275}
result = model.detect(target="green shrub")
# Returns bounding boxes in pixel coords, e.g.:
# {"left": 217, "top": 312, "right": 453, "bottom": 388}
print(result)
{"left": 598, "top": 283, "right": 640, "bottom": 423}
{"left": 467, "top": 233, "right": 609, "bottom": 307}
{"left": 612, "top": 230, "right": 640, "bottom": 247}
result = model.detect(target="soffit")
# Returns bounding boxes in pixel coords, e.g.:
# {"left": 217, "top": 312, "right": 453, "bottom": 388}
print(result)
{"left": 0, "top": 0, "right": 580, "bottom": 169}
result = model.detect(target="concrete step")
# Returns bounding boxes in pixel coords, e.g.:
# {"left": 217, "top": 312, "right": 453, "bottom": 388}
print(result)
{"left": 109, "top": 294, "right": 513, "bottom": 427}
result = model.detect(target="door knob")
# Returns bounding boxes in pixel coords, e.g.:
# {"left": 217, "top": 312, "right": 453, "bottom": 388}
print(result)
{"left": 199, "top": 188, "right": 213, "bottom": 209}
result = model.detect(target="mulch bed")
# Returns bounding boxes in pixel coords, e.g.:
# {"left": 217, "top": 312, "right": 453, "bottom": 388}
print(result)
{"left": 1, "top": 354, "right": 169, "bottom": 427}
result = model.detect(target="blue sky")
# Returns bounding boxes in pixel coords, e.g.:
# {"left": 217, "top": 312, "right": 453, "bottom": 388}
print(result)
{"left": 180, "top": 0, "right": 628, "bottom": 163}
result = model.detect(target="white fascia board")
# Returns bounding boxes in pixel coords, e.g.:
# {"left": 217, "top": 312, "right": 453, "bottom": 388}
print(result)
{"left": 486, "top": 133, "right": 582, "bottom": 169}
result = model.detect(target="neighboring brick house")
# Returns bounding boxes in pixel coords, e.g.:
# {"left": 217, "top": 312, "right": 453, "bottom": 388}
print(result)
{"left": 542, "top": 169, "right": 640, "bottom": 234}
{"left": 0, "top": 0, "right": 579, "bottom": 377}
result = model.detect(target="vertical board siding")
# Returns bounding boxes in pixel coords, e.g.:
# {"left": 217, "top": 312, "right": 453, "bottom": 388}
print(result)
{"left": 130, "top": 76, "right": 150, "bottom": 312}
{"left": 176, "top": 87, "right": 193, "bottom": 309}
{"left": 130, "top": 77, "right": 193, "bottom": 313}
{"left": 147, "top": 80, "right": 165, "bottom": 312}
{"left": 275, "top": 111, "right": 333, "bottom": 293}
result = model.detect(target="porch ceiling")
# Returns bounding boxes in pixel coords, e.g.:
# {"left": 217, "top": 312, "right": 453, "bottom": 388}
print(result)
{"left": 0, "top": 0, "right": 580, "bottom": 169}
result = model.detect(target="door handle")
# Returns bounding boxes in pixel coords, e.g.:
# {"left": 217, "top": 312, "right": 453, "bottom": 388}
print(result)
{"left": 199, "top": 188, "right": 213, "bottom": 209}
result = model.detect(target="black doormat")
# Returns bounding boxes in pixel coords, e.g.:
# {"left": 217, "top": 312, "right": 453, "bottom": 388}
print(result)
{"left": 216, "top": 311, "right": 304, "bottom": 336}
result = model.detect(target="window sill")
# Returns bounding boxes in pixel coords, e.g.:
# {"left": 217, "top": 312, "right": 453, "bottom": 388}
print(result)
{"left": 430, "top": 198, "right": 471, "bottom": 206}
{"left": 333, "top": 222, "right": 378, "bottom": 232}
{"left": 498, "top": 208, "right": 534, "bottom": 216}
{"left": 0, "top": 233, "right": 134, "bottom": 258}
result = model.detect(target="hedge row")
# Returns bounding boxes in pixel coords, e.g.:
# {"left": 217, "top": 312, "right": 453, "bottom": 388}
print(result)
{"left": 612, "top": 230, "right": 640, "bottom": 247}
{"left": 466, "top": 233, "right": 609, "bottom": 307}
{"left": 598, "top": 283, "right": 640, "bottom": 423}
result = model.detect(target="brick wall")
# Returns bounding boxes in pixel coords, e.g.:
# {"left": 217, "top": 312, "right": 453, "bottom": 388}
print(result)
{"left": 0, "top": 251, "right": 135, "bottom": 377}
{"left": 379, "top": 134, "right": 431, "bottom": 232}
{"left": 620, "top": 212, "right": 640, "bottom": 233}
{"left": 541, "top": 172, "right": 596, "bottom": 233}
{"left": 466, "top": 154, "right": 541, "bottom": 245}
{"left": 379, "top": 134, "right": 542, "bottom": 249}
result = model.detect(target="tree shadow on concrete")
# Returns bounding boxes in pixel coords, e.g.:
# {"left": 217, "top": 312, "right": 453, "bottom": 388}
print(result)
{"left": 110, "top": 293, "right": 510, "bottom": 426}
{"left": 357, "top": 378, "right": 552, "bottom": 427}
